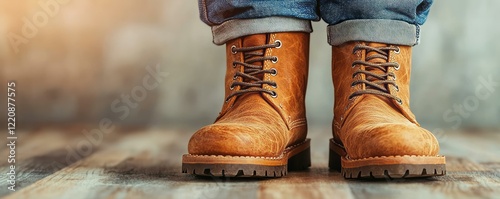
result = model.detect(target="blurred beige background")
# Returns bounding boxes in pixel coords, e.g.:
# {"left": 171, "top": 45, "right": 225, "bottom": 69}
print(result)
{"left": 0, "top": 0, "right": 499, "bottom": 131}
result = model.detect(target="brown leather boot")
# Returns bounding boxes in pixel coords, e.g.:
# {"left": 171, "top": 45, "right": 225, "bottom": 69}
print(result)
{"left": 182, "top": 33, "right": 311, "bottom": 177}
{"left": 328, "top": 42, "right": 446, "bottom": 179}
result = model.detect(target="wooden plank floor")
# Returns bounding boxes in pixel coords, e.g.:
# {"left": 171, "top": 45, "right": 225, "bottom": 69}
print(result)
{"left": 1, "top": 126, "right": 499, "bottom": 199}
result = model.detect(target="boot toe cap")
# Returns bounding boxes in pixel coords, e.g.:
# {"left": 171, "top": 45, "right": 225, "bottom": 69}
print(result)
{"left": 188, "top": 123, "right": 285, "bottom": 157}
{"left": 345, "top": 123, "right": 440, "bottom": 159}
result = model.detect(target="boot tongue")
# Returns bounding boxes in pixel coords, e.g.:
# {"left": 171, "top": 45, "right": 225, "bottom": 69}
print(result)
{"left": 365, "top": 42, "right": 389, "bottom": 70}
{"left": 364, "top": 42, "right": 389, "bottom": 85}
{"left": 242, "top": 33, "right": 268, "bottom": 69}
{"left": 242, "top": 34, "right": 268, "bottom": 48}
{"left": 232, "top": 34, "right": 270, "bottom": 104}
{"left": 241, "top": 34, "right": 268, "bottom": 86}
{"left": 363, "top": 42, "right": 393, "bottom": 103}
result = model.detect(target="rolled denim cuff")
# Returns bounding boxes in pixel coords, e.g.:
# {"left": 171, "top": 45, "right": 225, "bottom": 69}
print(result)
{"left": 327, "top": 19, "right": 420, "bottom": 46}
{"left": 211, "top": 17, "right": 312, "bottom": 45}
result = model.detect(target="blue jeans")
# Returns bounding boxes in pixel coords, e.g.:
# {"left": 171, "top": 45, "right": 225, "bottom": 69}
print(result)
{"left": 198, "top": 0, "right": 433, "bottom": 46}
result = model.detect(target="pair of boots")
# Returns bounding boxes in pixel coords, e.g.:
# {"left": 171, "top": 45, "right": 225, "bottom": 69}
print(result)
{"left": 182, "top": 32, "right": 446, "bottom": 179}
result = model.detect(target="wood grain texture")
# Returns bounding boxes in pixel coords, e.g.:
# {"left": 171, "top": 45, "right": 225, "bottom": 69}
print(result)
{"left": 1, "top": 127, "right": 499, "bottom": 199}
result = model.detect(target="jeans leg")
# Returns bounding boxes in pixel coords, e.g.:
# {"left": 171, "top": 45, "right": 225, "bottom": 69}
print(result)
{"left": 319, "top": 0, "right": 433, "bottom": 46}
{"left": 199, "top": 0, "right": 319, "bottom": 45}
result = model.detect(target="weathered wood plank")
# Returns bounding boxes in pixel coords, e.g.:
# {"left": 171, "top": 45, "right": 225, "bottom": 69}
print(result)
{"left": 259, "top": 166, "right": 355, "bottom": 199}
{"left": 3, "top": 130, "right": 171, "bottom": 199}
{"left": 0, "top": 126, "right": 146, "bottom": 198}
{"left": 0, "top": 129, "right": 87, "bottom": 197}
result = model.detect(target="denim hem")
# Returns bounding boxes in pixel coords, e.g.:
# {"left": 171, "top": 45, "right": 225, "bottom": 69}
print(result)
{"left": 327, "top": 19, "right": 420, "bottom": 46}
{"left": 211, "top": 17, "right": 312, "bottom": 45}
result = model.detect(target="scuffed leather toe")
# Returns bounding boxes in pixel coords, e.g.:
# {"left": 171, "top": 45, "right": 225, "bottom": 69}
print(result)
{"left": 344, "top": 123, "right": 440, "bottom": 159}
{"left": 188, "top": 122, "right": 286, "bottom": 157}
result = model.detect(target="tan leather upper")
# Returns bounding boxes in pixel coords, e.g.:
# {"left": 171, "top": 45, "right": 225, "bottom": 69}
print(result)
{"left": 332, "top": 42, "right": 440, "bottom": 159}
{"left": 188, "top": 33, "right": 309, "bottom": 157}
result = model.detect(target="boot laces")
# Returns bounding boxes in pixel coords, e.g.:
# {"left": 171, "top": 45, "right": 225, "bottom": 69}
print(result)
{"left": 349, "top": 44, "right": 403, "bottom": 104}
{"left": 225, "top": 41, "right": 281, "bottom": 102}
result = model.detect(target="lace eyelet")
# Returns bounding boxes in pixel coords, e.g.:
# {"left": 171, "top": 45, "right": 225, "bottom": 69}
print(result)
{"left": 229, "top": 85, "right": 235, "bottom": 90}
{"left": 233, "top": 75, "right": 238, "bottom": 80}
{"left": 270, "top": 68, "right": 278, "bottom": 76}
{"left": 352, "top": 46, "right": 361, "bottom": 54}
{"left": 272, "top": 56, "right": 278, "bottom": 64}
{"left": 271, "top": 83, "right": 278, "bottom": 89}
{"left": 396, "top": 98, "right": 403, "bottom": 105}
{"left": 231, "top": 45, "right": 237, "bottom": 54}
{"left": 395, "top": 85, "right": 400, "bottom": 92}
{"left": 394, "top": 63, "right": 400, "bottom": 70}
{"left": 275, "top": 40, "right": 282, "bottom": 48}
{"left": 270, "top": 91, "right": 278, "bottom": 98}
{"left": 232, "top": 63, "right": 237, "bottom": 68}
{"left": 394, "top": 46, "right": 401, "bottom": 54}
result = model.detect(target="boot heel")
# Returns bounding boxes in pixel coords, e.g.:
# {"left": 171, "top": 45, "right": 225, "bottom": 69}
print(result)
{"left": 329, "top": 147, "right": 342, "bottom": 172}
{"left": 288, "top": 147, "right": 311, "bottom": 171}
